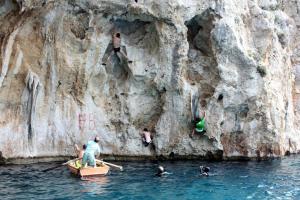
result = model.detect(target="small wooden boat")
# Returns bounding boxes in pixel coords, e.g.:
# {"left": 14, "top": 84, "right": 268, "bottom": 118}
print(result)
{"left": 67, "top": 160, "right": 110, "bottom": 177}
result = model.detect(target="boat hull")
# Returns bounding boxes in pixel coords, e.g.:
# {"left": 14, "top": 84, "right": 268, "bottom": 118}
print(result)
{"left": 67, "top": 161, "right": 110, "bottom": 177}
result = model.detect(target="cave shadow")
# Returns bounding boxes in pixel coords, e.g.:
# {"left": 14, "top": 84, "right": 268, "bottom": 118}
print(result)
{"left": 184, "top": 8, "right": 221, "bottom": 105}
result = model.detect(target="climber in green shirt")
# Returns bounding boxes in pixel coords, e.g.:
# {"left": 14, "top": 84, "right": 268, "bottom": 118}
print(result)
{"left": 195, "top": 117, "right": 205, "bottom": 132}
{"left": 192, "top": 111, "right": 206, "bottom": 136}
{"left": 190, "top": 92, "right": 206, "bottom": 137}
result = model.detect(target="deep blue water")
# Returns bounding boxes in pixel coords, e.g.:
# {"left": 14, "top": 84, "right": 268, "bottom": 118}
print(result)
{"left": 1, "top": 155, "right": 300, "bottom": 200}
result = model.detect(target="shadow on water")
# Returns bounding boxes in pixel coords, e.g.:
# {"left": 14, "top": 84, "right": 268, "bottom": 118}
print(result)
{"left": 0, "top": 156, "right": 300, "bottom": 199}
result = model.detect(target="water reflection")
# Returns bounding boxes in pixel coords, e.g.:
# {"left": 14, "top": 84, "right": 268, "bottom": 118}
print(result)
{"left": 80, "top": 176, "right": 109, "bottom": 195}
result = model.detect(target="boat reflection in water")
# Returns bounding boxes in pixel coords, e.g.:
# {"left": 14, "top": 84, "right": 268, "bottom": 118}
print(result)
{"left": 80, "top": 176, "right": 110, "bottom": 195}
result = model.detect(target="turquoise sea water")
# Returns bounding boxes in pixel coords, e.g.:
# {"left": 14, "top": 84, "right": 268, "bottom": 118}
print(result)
{"left": 1, "top": 155, "right": 300, "bottom": 200}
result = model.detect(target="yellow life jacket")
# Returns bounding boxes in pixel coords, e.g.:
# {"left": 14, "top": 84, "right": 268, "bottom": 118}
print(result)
{"left": 75, "top": 160, "right": 82, "bottom": 169}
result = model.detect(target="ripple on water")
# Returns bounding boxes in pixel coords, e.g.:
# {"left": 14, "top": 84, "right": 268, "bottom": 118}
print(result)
{"left": 0, "top": 157, "right": 300, "bottom": 199}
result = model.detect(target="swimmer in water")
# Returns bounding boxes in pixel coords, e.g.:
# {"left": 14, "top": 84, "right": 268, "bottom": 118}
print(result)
{"left": 156, "top": 165, "right": 170, "bottom": 176}
{"left": 200, "top": 166, "right": 210, "bottom": 176}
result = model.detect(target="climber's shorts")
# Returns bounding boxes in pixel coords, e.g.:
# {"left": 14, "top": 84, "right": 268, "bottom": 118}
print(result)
{"left": 114, "top": 47, "right": 120, "bottom": 52}
{"left": 143, "top": 141, "right": 150, "bottom": 147}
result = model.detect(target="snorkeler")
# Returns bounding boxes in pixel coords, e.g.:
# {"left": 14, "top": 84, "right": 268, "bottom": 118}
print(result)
{"left": 199, "top": 166, "right": 210, "bottom": 176}
{"left": 156, "top": 165, "right": 171, "bottom": 177}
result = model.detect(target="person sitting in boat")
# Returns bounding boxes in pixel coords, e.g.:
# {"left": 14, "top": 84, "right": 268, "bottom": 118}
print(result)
{"left": 74, "top": 144, "right": 87, "bottom": 168}
{"left": 142, "top": 128, "right": 152, "bottom": 147}
{"left": 82, "top": 136, "right": 101, "bottom": 168}
{"left": 75, "top": 144, "right": 87, "bottom": 159}
{"left": 199, "top": 166, "right": 210, "bottom": 176}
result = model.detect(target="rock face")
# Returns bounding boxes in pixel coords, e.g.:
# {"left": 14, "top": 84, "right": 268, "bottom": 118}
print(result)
{"left": 1, "top": 0, "right": 300, "bottom": 161}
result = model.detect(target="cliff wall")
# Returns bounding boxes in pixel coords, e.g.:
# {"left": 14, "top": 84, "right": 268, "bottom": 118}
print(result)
{"left": 1, "top": 0, "right": 300, "bottom": 161}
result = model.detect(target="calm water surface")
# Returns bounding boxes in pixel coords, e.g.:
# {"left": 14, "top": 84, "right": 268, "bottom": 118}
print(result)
{"left": 1, "top": 155, "right": 300, "bottom": 200}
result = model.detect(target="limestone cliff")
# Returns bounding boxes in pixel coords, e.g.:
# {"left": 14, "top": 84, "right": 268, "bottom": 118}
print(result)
{"left": 1, "top": 0, "right": 300, "bottom": 162}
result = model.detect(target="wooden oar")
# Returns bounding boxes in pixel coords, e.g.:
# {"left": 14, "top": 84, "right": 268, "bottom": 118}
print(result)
{"left": 42, "top": 158, "right": 80, "bottom": 172}
{"left": 96, "top": 159, "right": 123, "bottom": 171}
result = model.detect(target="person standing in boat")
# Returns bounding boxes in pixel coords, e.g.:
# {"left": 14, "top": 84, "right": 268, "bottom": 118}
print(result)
{"left": 82, "top": 136, "right": 101, "bottom": 168}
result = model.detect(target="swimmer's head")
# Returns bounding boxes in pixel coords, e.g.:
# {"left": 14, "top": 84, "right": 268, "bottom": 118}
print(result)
{"left": 200, "top": 166, "right": 210, "bottom": 173}
{"left": 158, "top": 165, "right": 164, "bottom": 173}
